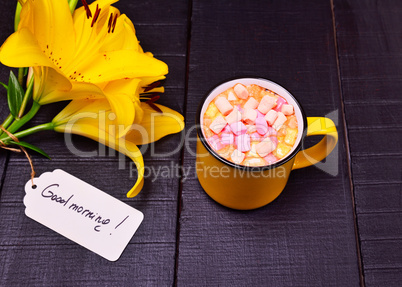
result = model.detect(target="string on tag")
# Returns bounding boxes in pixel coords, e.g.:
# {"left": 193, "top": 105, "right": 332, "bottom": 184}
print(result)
{"left": 0, "top": 125, "right": 36, "bottom": 186}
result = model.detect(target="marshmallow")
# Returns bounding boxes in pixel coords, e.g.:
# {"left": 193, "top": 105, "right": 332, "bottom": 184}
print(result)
{"left": 233, "top": 84, "right": 249, "bottom": 99}
{"left": 281, "top": 104, "right": 294, "bottom": 115}
{"left": 225, "top": 107, "right": 242, "bottom": 125}
{"left": 272, "top": 112, "right": 287, "bottom": 131}
{"left": 250, "top": 132, "right": 263, "bottom": 141}
{"left": 215, "top": 96, "right": 233, "bottom": 116}
{"left": 244, "top": 97, "right": 259, "bottom": 110}
{"left": 257, "top": 95, "right": 277, "bottom": 114}
{"left": 243, "top": 157, "right": 266, "bottom": 167}
{"left": 255, "top": 117, "right": 268, "bottom": 135}
{"left": 222, "top": 124, "right": 232, "bottom": 133}
{"left": 235, "top": 134, "right": 251, "bottom": 152}
{"left": 246, "top": 124, "right": 257, "bottom": 134}
{"left": 256, "top": 138, "right": 276, "bottom": 157}
{"left": 209, "top": 116, "right": 227, "bottom": 134}
{"left": 256, "top": 110, "right": 265, "bottom": 118}
{"left": 208, "top": 135, "right": 224, "bottom": 151}
{"left": 231, "top": 149, "right": 245, "bottom": 164}
{"left": 265, "top": 110, "right": 278, "bottom": 126}
{"left": 228, "top": 91, "right": 237, "bottom": 101}
{"left": 242, "top": 108, "right": 257, "bottom": 124}
{"left": 230, "top": 121, "right": 247, "bottom": 136}
{"left": 221, "top": 133, "right": 234, "bottom": 145}
{"left": 267, "top": 126, "right": 277, "bottom": 136}
{"left": 274, "top": 96, "right": 287, "bottom": 112}
{"left": 264, "top": 154, "right": 278, "bottom": 164}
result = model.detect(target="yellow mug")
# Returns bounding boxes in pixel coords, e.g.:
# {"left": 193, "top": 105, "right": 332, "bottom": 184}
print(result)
{"left": 196, "top": 78, "right": 338, "bottom": 210}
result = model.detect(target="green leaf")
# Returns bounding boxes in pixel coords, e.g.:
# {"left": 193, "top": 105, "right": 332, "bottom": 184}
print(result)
{"left": 0, "top": 82, "right": 7, "bottom": 90}
{"left": 7, "top": 71, "right": 25, "bottom": 118}
{"left": 10, "top": 140, "right": 51, "bottom": 159}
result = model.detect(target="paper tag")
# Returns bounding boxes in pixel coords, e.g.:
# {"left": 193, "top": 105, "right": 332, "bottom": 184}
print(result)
{"left": 24, "top": 169, "right": 144, "bottom": 261}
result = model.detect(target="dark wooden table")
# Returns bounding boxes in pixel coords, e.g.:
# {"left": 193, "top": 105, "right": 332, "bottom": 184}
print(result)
{"left": 0, "top": 0, "right": 401, "bottom": 286}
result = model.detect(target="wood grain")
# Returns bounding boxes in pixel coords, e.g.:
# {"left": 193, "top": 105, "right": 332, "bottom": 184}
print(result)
{"left": 177, "top": 0, "right": 360, "bottom": 286}
{"left": 333, "top": 0, "right": 402, "bottom": 285}
{"left": 0, "top": 0, "right": 188, "bottom": 286}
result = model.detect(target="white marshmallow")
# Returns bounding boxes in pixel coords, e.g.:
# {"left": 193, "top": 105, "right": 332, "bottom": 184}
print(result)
{"left": 242, "top": 108, "right": 257, "bottom": 124}
{"left": 257, "top": 95, "right": 277, "bottom": 114}
{"left": 272, "top": 112, "right": 287, "bottom": 131}
{"left": 225, "top": 107, "right": 241, "bottom": 124}
{"left": 228, "top": 91, "right": 237, "bottom": 101}
{"left": 281, "top": 104, "right": 294, "bottom": 115}
{"left": 256, "top": 138, "right": 276, "bottom": 157}
{"left": 233, "top": 84, "right": 249, "bottom": 99}
{"left": 231, "top": 149, "right": 245, "bottom": 164}
{"left": 215, "top": 97, "right": 233, "bottom": 116}
{"left": 209, "top": 116, "right": 227, "bottom": 134}
{"left": 243, "top": 97, "right": 259, "bottom": 110}
{"left": 264, "top": 110, "right": 278, "bottom": 126}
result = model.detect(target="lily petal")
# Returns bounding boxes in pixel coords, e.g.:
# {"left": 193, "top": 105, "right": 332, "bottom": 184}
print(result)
{"left": 53, "top": 117, "right": 145, "bottom": 198}
{"left": 73, "top": 50, "right": 168, "bottom": 83}
{"left": 126, "top": 103, "right": 184, "bottom": 145}
{"left": 0, "top": 28, "right": 54, "bottom": 68}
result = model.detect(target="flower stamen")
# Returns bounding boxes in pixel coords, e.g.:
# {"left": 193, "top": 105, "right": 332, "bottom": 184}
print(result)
{"left": 112, "top": 13, "right": 118, "bottom": 33}
{"left": 108, "top": 13, "right": 113, "bottom": 33}
{"left": 145, "top": 95, "right": 163, "bottom": 113}
{"left": 91, "top": 4, "right": 101, "bottom": 27}
{"left": 82, "top": 0, "right": 92, "bottom": 19}
{"left": 143, "top": 81, "right": 162, "bottom": 92}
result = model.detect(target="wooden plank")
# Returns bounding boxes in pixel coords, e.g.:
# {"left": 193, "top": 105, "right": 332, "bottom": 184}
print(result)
{"left": 177, "top": 0, "right": 360, "bottom": 285}
{"left": 0, "top": 0, "right": 189, "bottom": 285}
{"left": 0, "top": 243, "right": 176, "bottom": 286}
{"left": 333, "top": 0, "right": 402, "bottom": 285}
{"left": 355, "top": 183, "right": 402, "bottom": 214}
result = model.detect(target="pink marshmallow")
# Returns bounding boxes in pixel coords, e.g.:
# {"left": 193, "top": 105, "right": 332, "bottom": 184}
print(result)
{"left": 257, "top": 95, "right": 277, "bottom": 114}
{"left": 265, "top": 110, "right": 278, "bottom": 126}
{"left": 281, "top": 104, "right": 294, "bottom": 115}
{"left": 250, "top": 132, "right": 263, "bottom": 141}
{"left": 242, "top": 108, "right": 257, "bottom": 124}
{"left": 230, "top": 121, "right": 247, "bottom": 136}
{"left": 264, "top": 154, "right": 278, "bottom": 164}
{"left": 235, "top": 134, "right": 251, "bottom": 152}
{"left": 255, "top": 117, "right": 268, "bottom": 135}
{"left": 221, "top": 133, "right": 234, "bottom": 145}
{"left": 256, "top": 138, "right": 276, "bottom": 157}
{"left": 231, "top": 149, "right": 245, "bottom": 164}
{"left": 225, "top": 107, "right": 242, "bottom": 125}
{"left": 274, "top": 96, "right": 287, "bottom": 112}
{"left": 273, "top": 112, "right": 287, "bottom": 131}
{"left": 233, "top": 84, "right": 249, "bottom": 99}
{"left": 256, "top": 110, "right": 265, "bottom": 118}
{"left": 208, "top": 135, "right": 224, "bottom": 151}
{"left": 209, "top": 116, "right": 227, "bottom": 134}
{"left": 215, "top": 97, "right": 233, "bottom": 116}
{"left": 244, "top": 97, "right": 259, "bottom": 110}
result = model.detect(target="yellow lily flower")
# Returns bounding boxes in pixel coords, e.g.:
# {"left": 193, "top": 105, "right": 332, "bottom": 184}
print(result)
{"left": 52, "top": 99, "right": 184, "bottom": 197}
{"left": 0, "top": 0, "right": 168, "bottom": 129}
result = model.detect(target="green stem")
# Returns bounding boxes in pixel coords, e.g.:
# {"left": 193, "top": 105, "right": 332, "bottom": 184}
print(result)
{"left": 0, "top": 114, "right": 14, "bottom": 137}
{"left": 0, "top": 122, "right": 54, "bottom": 143}
{"left": 17, "top": 67, "right": 24, "bottom": 87}
{"left": 6, "top": 101, "right": 41, "bottom": 135}
{"left": 18, "top": 75, "right": 34, "bottom": 118}
{"left": 1, "top": 114, "right": 14, "bottom": 129}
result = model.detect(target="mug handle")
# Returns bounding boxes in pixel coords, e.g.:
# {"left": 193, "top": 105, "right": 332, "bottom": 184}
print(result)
{"left": 292, "top": 117, "right": 338, "bottom": 170}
